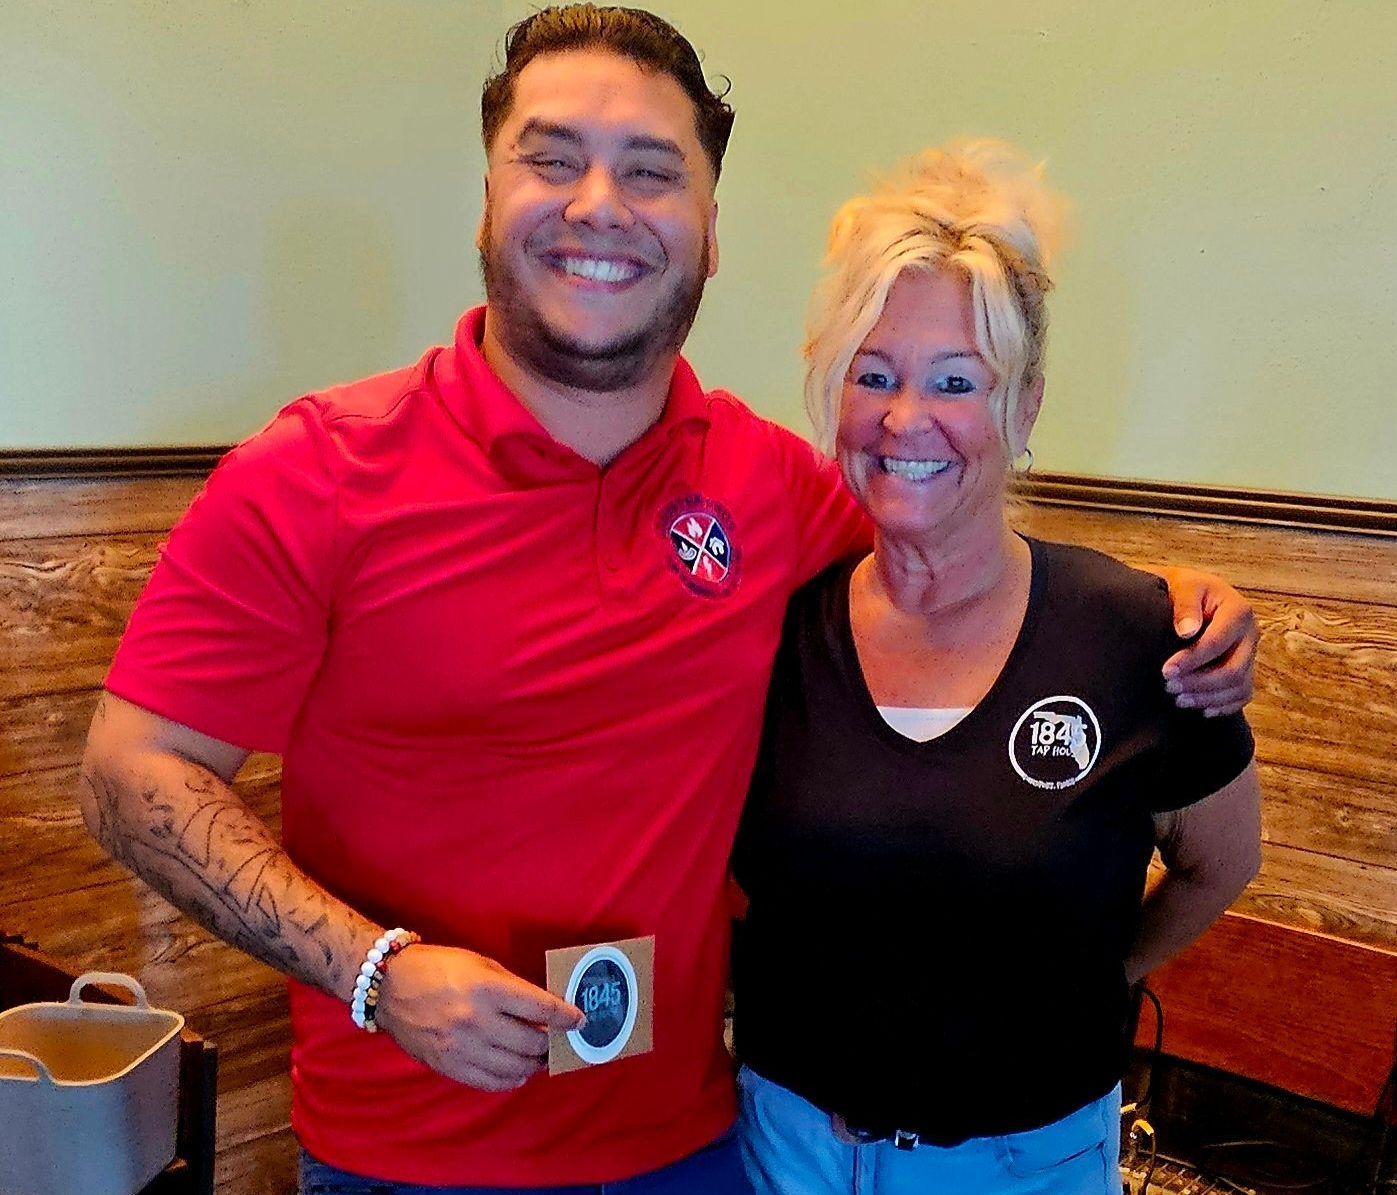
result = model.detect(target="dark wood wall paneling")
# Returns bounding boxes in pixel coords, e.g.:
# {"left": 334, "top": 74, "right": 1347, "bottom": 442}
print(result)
{"left": 1014, "top": 475, "right": 1397, "bottom": 1120}
{"left": 1, "top": 455, "right": 294, "bottom": 1193}
{"left": 1014, "top": 480, "right": 1397, "bottom": 957}
{"left": 3, "top": 455, "right": 1395, "bottom": 1191}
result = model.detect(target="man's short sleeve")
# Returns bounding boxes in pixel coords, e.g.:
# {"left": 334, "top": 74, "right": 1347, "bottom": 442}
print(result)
{"left": 767, "top": 423, "right": 872, "bottom": 585}
{"left": 105, "top": 400, "right": 340, "bottom": 753}
{"left": 1138, "top": 577, "right": 1256, "bottom": 813}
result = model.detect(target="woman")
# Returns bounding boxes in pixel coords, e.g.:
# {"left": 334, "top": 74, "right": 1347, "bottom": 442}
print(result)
{"left": 731, "top": 141, "right": 1262, "bottom": 1195}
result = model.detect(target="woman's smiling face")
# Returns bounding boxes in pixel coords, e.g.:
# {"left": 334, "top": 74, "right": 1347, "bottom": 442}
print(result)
{"left": 836, "top": 267, "right": 1032, "bottom": 544}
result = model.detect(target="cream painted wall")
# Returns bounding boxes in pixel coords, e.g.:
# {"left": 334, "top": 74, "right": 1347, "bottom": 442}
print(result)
{"left": 5, "top": 2, "right": 1395, "bottom": 499}
{"left": 3, "top": 1, "right": 501, "bottom": 445}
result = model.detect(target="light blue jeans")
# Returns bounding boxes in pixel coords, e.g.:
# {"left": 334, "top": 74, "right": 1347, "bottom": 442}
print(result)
{"left": 738, "top": 1066, "right": 1121, "bottom": 1195}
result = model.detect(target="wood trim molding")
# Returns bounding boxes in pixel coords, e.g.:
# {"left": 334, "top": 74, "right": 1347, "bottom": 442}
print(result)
{"left": 1016, "top": 471, "right": 1397, "bottom": 537}
{"left": 0, "top": 447, "right": 230, "bottom": 478}
{"left": 3, "top": 451, "right": 1394, "bottom": 535}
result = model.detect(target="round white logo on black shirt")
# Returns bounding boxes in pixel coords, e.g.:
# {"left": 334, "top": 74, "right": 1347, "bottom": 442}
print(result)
{"left": 1009, "top": 695, "right": 1102, "bottom": 790}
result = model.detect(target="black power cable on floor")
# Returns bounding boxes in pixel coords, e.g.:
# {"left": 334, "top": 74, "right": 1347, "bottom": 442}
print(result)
{"left": 1132, "top": 984, "right": 1165, "bottom": 1116}
{"left": 1196, "top": 1139, "right": 1334, "bottom": 1191}
{"left": 1123, "top": 983, "right": 1165, "bottom": 1194}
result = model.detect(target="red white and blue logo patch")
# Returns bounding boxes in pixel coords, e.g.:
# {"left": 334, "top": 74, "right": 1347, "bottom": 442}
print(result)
{"left": 659, "top": 494, "right": 741, "bottom": 598}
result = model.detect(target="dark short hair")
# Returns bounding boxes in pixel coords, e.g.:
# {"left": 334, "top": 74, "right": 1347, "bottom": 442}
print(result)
{"left": 481, "top": 5, "right": 735, "bottom": 181}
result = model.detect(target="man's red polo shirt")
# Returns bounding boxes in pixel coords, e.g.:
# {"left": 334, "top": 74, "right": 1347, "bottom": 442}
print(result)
{"left": 106, "top": 307, "right": 868, "bottom": 1186}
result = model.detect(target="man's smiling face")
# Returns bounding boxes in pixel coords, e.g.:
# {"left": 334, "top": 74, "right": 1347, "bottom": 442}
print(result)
{"left": 479, "top": 49, "right": 720, "bottom": 392}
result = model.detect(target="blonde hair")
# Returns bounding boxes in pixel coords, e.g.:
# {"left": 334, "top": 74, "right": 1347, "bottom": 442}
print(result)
{"left": 804, "top": 138, "right": 1068, "bottom": 457}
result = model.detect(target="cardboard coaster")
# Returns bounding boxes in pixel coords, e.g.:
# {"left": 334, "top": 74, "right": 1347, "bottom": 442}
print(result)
{"left": 545, "top": 935, "right": 654, "bottom": 1076}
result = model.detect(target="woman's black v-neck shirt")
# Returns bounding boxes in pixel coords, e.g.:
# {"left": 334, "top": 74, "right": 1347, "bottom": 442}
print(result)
{"left": 731, "top": 537, "right": 1253, "bottom": 1143}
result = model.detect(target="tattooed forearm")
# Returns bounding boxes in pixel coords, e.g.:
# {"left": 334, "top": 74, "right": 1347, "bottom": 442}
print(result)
{"left": 79, "top": 753, "right": 378, "bottom": 997}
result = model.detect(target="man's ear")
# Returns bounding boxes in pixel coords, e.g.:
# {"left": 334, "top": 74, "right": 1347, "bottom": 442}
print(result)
{"left": 705, "top": 201, "right": 719, "bottom": 279}
{"left": 475, "top": 177, "right": 491, "bottom": 252}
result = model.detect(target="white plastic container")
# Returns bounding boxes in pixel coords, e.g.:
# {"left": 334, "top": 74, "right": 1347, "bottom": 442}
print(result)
{"left": 0, "top": 972, "right": 184, "bottom": 1195}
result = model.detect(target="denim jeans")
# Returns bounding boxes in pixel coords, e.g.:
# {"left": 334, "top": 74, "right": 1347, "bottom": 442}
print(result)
{"left": 738, "top": 1066, "right": 1122, "bottom": 1195}
{"left": 298, "top": 1126, "right": 754, "bottom": 1194}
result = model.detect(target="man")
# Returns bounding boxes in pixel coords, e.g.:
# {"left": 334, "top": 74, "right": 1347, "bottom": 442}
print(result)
{"left": 81, "top": 7, "right": 1257, "bottom": 1192}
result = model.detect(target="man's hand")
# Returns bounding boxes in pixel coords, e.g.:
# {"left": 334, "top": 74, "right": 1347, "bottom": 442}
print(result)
{"left": 375, "top": 944, "right": 583, "bottom": 1092}
{"left": 1156, "top": 566, "right": 1259, "bottom": 717}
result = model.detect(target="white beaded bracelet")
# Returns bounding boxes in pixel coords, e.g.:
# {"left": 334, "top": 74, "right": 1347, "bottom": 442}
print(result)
{"left": 349, "top": 927, "right": 420, "bottom": 1033}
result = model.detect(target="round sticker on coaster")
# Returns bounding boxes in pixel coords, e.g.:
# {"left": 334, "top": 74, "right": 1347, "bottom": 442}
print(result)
{"left": 565, "top": 945, "right": 639, "bottom": 1064}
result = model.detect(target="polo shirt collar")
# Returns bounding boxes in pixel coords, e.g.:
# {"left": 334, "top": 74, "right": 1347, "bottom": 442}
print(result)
{"left": 437, "top": 307, "right": 712, "bottom": 471}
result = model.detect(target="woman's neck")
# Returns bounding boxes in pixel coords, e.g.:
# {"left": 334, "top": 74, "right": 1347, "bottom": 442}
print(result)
{"left": 865, "top": 517, "right": 1027, "bottom": 620}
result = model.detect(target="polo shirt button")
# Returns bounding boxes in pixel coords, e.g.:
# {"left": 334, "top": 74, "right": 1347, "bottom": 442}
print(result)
{"left": 603, "top": 556, "right": 620, "bottom": 572}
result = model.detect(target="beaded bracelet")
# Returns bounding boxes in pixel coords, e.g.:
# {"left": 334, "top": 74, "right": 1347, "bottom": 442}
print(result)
{"left": 350, "top": 927, "right": 421, "bottom": 1033}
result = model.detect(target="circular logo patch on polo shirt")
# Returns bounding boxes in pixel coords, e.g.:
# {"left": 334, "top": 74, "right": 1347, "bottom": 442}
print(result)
{"left": 659, "top": 494, "right": 741, "bottom": 598}
{"left": 1009, "top": 695, "right": 1102, "bottom": 790}
{"left": 565, "top": 946, "right": 638, "bottom": 1064}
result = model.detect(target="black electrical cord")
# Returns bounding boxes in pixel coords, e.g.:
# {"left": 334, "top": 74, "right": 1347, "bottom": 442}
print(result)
{"left": 1133, "top": 983, "right": 1164, "bottom": 1117}
{"left": 1155, "top": 1145, "right": 1329, "bottom": 1193}
{"left": 1199, "top": 1142, "right": 1331, "bottom": 1189}
{"left": 1124, "top": 983, "right": 1165, "bottom": 1193}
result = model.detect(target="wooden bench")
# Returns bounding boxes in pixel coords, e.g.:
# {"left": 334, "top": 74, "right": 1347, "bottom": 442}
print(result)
{"left": 1135, "top": 910, "right": 1397, "bottom": 1118}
